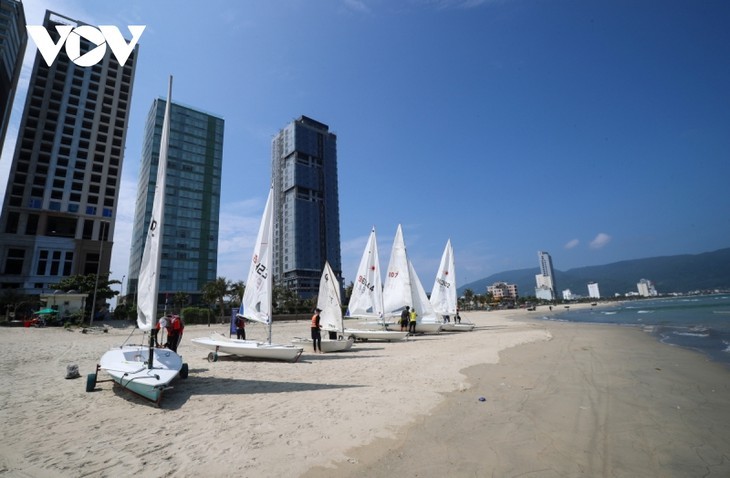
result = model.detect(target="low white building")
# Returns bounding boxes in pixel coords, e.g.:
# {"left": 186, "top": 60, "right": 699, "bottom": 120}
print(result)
{"left": 39, "top": 291, "right": 87, "bottom": 319}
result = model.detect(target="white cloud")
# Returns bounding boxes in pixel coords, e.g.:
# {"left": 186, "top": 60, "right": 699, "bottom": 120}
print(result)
{"left": 564, "top": 238, "right": 579, "bottom": 249}
{"left": 589, "top": 233, "right": 611, "bottom": 250}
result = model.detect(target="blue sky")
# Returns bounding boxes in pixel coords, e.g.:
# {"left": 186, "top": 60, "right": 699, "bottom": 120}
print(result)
{"left": 3, "top": 0, "right": 730, "bottom": 292}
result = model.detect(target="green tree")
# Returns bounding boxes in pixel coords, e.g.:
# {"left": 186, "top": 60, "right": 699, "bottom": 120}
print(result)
{"left": 230, "top": 280, "right": 245, "bottom": 309}
{"left": 462, "top": 288, "right": 475, "bottom": 310}
{"left": 273, "top": 285, "right": 299, "bottom": 314}
{"left": 202, "top": 277, "right": 231, "bottom": 324}
{"left": 50, "top": 274, "right": 119, "bottom": 320}
{"left": 172, "top": 292, "right": 189, "bottom": 314}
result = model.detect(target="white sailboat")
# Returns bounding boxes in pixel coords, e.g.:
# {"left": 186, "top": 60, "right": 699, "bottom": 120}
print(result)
{"left": 344, "top": 228, "right": 408, "bottom": 341}
{"left": 431, "top": 240, "right": 474, "bottom": 332}
{"left": 191, "top": 189, "right": 304, "bottom": 362}
{"left": 382, "top": 225, "right": 442, "bottom": 334}
{"left": 291, "top": 261, "right": 354, "bottom": 352}
{"left": 88, "top": 77, "right": 188, "bottom": 406}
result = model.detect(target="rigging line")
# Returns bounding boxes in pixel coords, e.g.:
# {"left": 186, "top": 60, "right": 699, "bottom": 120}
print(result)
{"left": 120, "top": 326, "right": 142, "bottom": 347}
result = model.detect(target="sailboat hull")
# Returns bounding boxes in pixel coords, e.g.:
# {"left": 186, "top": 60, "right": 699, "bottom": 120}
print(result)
{"left": 441, "top": 322, "right": 475, "bottom": 332}
{"left": 345, "top": 328, "right": 409, "bottom": 341}
{"left": 98, "top": 345, "right": 183, "bottom": 404}
{"left": 385, "top": 322, "right": 443, "bottom": 334}
{"left": 291, "top": 336, "right": 355, "bottom": 353}
{"left": 191, "top": 334, "right": 303, "bottom": 362}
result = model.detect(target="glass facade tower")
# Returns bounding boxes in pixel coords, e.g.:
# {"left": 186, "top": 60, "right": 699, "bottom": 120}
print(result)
{"left": 126, "top": 99, "right": 224, "bottom": 307}
{"left": 271, "top": 116, "right": 342, "bottom": 299}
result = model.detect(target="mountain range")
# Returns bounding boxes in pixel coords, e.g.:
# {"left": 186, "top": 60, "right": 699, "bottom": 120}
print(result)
{"left": 457, "top": 248, "right": 730, "bottom": 298}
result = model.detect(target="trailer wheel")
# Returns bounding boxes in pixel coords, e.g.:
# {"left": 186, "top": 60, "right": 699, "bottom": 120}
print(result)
{"left": 180, "top": 363, "right": 189, "bottom": 379}
{"left": 85, "top": 373, "right": 97, "bottom": 392}
{"left": 207, "top": 352, "right": 218, "bottom": 362}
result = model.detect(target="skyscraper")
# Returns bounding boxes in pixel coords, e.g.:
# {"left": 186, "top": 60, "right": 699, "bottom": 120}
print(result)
{"left": 535, "top": 251, "right": 557, "bottom": 301}
{"left": 127, "top": 99, "right": 224, "bottom": 306}
{"left": 271, "top": 116, "right": 342, "bottom": 298}
{"left": 0, "top": 10, "right": 137, "bottom": 294}
{"left": 0, "top": 0, "right": 27, "bottom": 151}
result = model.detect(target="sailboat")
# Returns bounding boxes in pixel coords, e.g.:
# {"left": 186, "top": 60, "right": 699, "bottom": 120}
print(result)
{"left": 344, "top": 228, "right": 408, "bottom": 341}
{"left": 431, "top": 240, "right": 474, "bottom": 332}
{"left": 87, "top": 77, "right": 188, "bottom": 406}
{"left": 382, "top": 225, "right": 442, "bottom": 334}
{"left": 291, "top": 261, "right": 354, "bottom": 352}
{"left": 191, "top": 189, "right": 304, "bottom": 362}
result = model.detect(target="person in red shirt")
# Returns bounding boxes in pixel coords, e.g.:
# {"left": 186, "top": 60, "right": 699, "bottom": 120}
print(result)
{"left": 166, "top": 315, "right": 184, "bottom": 352}
{"left": 311, "top": 308, "right": 322, "bottom": 353}
{"left": 236, "top": 315, "right": 246, "bottom": 340}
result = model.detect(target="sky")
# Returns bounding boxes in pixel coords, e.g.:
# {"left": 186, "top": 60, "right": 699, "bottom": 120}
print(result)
{"left": 2, "top": 0, "right": 729, "bottom": 296}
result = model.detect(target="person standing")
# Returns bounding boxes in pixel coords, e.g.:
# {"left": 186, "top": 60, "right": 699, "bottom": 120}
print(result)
{"left": 408, "top": 307, "right": 417, "bottom": 335}
{"left": 311, "top": 308, "right": 322, "bottom": 353}
{"left": 236, "top": 315, "right": 246, "bottom": 340}
{"left": 400, "top": 306, "right": 410, "bottom": 331}
{"left": 167, "top": 314, "right": 184, "bottom": 352}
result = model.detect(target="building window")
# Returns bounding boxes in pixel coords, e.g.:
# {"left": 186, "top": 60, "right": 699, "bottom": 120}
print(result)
{"left": 4, "top": 248, "right": 25, "bottom": 274}
{"left": 5, "top": 212, "right": 19, "bottom": 233}
{"left": 37, "top": 250, "right": 49, "bottom": 275}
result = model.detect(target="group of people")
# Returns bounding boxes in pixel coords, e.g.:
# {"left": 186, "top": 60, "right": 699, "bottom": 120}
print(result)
{"left": 151, "top": 314, "right": 184, "bottom": 352}
{"left": 399, "top": 306, "right": 418, "bottom": 334}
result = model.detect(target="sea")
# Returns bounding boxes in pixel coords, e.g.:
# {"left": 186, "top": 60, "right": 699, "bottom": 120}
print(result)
{"left": 542, "top": 294, "right": 730, "bottom": 367}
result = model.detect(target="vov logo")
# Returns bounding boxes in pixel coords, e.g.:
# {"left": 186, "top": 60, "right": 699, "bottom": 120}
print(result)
{"left": 26, "top": 24, "right": 145, "bottom": 67}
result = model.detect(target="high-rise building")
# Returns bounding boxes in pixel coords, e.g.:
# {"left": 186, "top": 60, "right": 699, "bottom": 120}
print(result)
{"left": 0, "top": 10, "right": 138, "bottom": 295}
{"left": 587, "top": 281, "right": 600, "bottom": 299}
{"left": 535, "top": 251, "right": 557, "bottom": 301}
{"left": 0, "top": 0, "right": 27, "bottom": 151}
{"left": 271, "top": 115, "right": 342, "bottom": 298}
{"left": 127, "top": 99, "right": 224, "bottom": 306}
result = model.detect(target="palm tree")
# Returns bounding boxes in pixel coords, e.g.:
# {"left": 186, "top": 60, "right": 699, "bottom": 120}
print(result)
{"left": 462, "top": 288, "right": 475, "bottom": 310}
{"left": 202, "top": 277, "right": 231, "bottom": 324}
{"left": 230, "top": 281, "right": 245, "bottom": 310}
{"left": 172, "top": 292, "right": 189, "bottom": 314}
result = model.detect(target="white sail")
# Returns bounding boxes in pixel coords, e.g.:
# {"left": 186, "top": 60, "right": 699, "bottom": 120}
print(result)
{"left": 429, "top": 239, "right": 457, "bottom": 316}
{"left": 241, "top": 188, "right": 274, "bottom": 326}
{"left": 382, "top": 224, "right": 412, "bottom": 317}
{"left": 317, "top": 261, "right": 343, "bottom": 333}
{"left": 408, "top": 259, "right": 439, "bottom": 322}
{"left": 346, "top": 228, "right": 384, "bottom": 319}
{"left": 136, "top": 77, "right": 172, "bottom": 331}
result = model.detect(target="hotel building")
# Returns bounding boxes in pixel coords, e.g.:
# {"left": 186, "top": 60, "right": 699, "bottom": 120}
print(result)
{"left": 271, "top": 116, "right": 342, "bottom": 298}
{"left": 0, "top": 10, "right": 137, "bottom": 295}
{"left": 126, "top": 99, "right": 224, "bottom": 306}
{"left": 0, "top": 0, "right": 26, "bottom": 151}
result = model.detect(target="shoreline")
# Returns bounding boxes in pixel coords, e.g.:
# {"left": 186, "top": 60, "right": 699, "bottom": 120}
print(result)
{"left": 306, "top": 317, "right": 730, "bottom": 477}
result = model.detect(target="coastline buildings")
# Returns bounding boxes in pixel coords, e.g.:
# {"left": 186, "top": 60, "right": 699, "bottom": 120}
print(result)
{"left": 535, "top": 251, "right": 557, "bottom": 301}
{"left": 271, "top": 116, "right": 342, "bottom": 298}
{"left": 587, "top": 281, "right": 600, "bottom": 299}
{"left": 126, "top": 99, "right": 224, "bottom": 306}
{"left": 0, "top": 0, "right": 26, "bottom": 151}
{"left": 637, "top": 278, "right": 657, "bottom": 297}
{"left": 0, "top": 10, "right": 137, "bottom": 295}
{"left": 487, "top": 281, "right": 518, "bottom": 301}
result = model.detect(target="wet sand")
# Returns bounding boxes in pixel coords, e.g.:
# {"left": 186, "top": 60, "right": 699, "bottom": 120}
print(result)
{"left": 307, "top": 320, "right": 730, "bottom": 477}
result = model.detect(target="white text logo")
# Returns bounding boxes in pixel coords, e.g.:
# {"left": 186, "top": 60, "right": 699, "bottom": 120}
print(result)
{"left": 26, "top": 25, "right": 145, "bottom": 67}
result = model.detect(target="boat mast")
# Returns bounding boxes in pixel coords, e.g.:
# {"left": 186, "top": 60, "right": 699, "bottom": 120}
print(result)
{"left": 147, "top": 75, "right": 173, "bottom": 368}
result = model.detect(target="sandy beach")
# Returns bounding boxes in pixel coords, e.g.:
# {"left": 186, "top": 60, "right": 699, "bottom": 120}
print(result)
{"left": 1, "top": 305, "right": 729, "bottom": 477}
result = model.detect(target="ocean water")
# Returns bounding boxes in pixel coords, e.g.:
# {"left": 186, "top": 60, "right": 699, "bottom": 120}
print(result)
{"left": 543, "top": 295, "right": 730, "bottom": 366}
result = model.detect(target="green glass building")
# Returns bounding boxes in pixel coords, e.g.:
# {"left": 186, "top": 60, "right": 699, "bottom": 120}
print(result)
{"left": 127, "top": 99, "right": 224, "bottom": 307}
